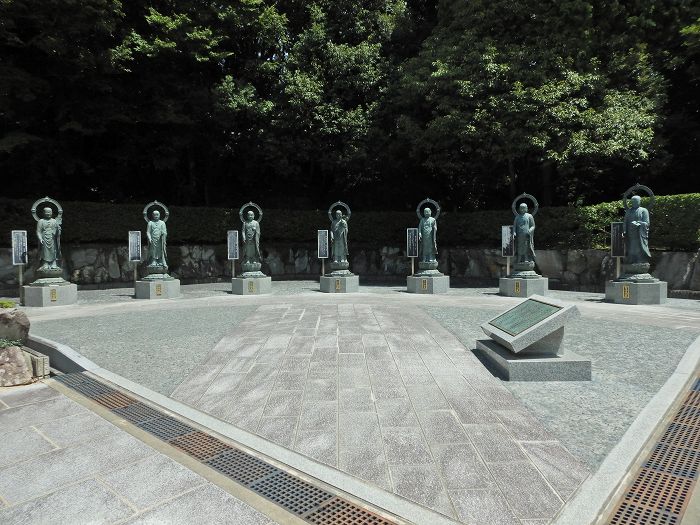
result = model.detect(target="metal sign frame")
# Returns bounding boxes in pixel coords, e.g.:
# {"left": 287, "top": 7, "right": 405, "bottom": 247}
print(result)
{"left": 317, "top": 230, "right": 329, "bottom": 259}
{"left": 11, "top": 230, "right": 28, "bottom": 266}
{"left": 128, "top": 231, "right": 142, "bottom": 262}
{"left": 227, "top": 230, "right": 239, "bottom": 261}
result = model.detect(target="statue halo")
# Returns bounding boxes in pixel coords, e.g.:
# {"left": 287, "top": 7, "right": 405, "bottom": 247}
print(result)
{"left": 511, "top": 193, "right": 539, "bottom": 217}
{"left": 31, "top": 196, "right": 63, "bottom": 224}
{"left": 328, "top": 201, "right": 351, "bottom": 222}
{"left": 143, "top": 201, "right": 170, "bottom": 223}
{"left": 623, "top": 183, "right": 655, "bottom": 210}
{"left": 416, "top": 198, "right": 441, "bottom": 220}
{"left": 239, "top": 202, "right": 263, "bottom": 223}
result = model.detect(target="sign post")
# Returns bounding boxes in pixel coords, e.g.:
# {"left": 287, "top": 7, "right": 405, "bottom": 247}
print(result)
{"left": 317, "top": 230, "right": 329, "bottom": 276}
{"left": 501, "top": 225, "right": 515, "bottom": 275}
{"left": 406, "top": 228, "right": 418, "bottom": 275}
{"left": 11, "top": 230, "right": 28, "bottom": 304}
{"left": 227, "top": 230, "right": 239, "bottom": 278}
{"left": 128, "top": 231, "right": 142, "bottom": 286}
{"left": 610, "top": 222, "right": 624, "bottom": 278}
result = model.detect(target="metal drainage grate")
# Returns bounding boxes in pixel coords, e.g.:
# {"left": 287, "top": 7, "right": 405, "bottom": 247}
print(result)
{"left": 645, "top": 443, "right": 700, "bottom": 478}
{"left": 53, "top": 373, "right": 403, "bottom": 525}
{"left": 113, "top": 402, "right": 163, "bottom": 424}
{"left": 608, "top": 376, "right": 700, "bottom": 525}
{"left": 54, "top": 373, "right": 115, "bottom": 397}
{"left": 249, "top": 470, "right": 334, "bottom": 516}
{"left": 205, "top": 448, "right": 279, "bottom": 486}
{"left": 306, "top": 497, "right": 396, "bottom": 525}
{"left": 92, "top": 391, "right": 136, "bottom": 410}
{"left": 170, "top": 431, "right": 232, "bottom": 461}
{"left": 137, "top": 416, "right": 195, "bottom": 441}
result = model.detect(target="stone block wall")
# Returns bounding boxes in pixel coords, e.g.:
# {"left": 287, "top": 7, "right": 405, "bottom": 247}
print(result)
{"left": 1, "top": 244, "right": 699, "bottom": 293}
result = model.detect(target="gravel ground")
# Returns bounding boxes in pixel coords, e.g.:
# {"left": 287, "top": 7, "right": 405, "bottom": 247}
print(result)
{"left": 30, "top": 304, "right": 256, "bottom": 395}
{"left": 426, "top": 305, "right": 699, "bottom": 468}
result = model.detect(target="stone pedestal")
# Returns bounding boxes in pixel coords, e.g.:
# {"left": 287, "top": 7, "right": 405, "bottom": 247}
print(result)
{"left": 232, "top": 276, "right": 272, "bottom": 295}
{"left": 320, "top": 274, "right": 359, "bottom": 293}
{"left": 135, "top": 279, "right": 181, "bottom": 299}
{"left": 23, "top": 282, "right": 78, "bottom": 307}
{"left": 407, "top": 274, "right": 450, "bottom": 294}
{"left": 605, "top": 280, "right": 667, "bottom": 305}
{"left": 499, "top": 276, "right": 548, "bottom": 297}
{"left": 475, "top": 339, "right": 591, "bottom": 381}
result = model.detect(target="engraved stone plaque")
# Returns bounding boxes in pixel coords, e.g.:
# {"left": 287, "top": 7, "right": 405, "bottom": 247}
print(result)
{"left": 318, "top": 230, "right": 329, "bottom": 259}
{"left": 11, "top": 230, "right": 28, "bottom": 265}
{"left": 488, "top": 298, "right": 562, "bottom": 336}
{"left": 501, "top": 225, "right": 515, "bottom": 257}
{"left": 128, "top": 231, "right": 142, "bottom": 262}
{"left": 227, "top": 230, "right": 239, "bottom": 260}
{"left": 611, "top": 222, "right": 624, "bottom": 257}
{"left": 406, "top": 228, "right": 418, "bottom": 258}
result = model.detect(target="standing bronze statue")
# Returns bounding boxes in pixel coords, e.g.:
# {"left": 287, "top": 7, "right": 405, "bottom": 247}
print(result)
{"left": 142, "top": 201, "right": 174, "bottom": 280}
{"left": 30, "top": 197, "right": 65, "bottom": 283}
{"left": 239, "top": 202, "right": 265, "bottom": 277}
{"left": 415, "top": 198, "right": 443, "bottom": 275}
{"left": 328, "top": 201, "right": 352, "bottom": 275}
{"left": 620, "top": 184, "right": 656, "bottom": 281}
{"left": 509, "top": 193, "right": 540, "bottom": 279}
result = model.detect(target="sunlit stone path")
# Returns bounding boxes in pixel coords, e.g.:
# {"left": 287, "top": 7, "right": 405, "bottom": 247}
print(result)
{"left": 172, "top": 302, "right": 590, "bottom": 523}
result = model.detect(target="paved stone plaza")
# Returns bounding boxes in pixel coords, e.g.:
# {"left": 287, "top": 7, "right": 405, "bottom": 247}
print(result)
{"left": 2, "top": 281, "right": 700, "bottom": 524}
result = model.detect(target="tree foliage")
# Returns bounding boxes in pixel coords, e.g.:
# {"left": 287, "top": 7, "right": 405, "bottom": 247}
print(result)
{"left": 0, "top": 0, "right": 698, "bottom": 210}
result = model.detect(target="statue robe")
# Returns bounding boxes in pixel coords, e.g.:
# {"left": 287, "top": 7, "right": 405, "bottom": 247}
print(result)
{"left": 37, "top": 218, "right": 61, "bottom": 264}
{"left": 513, "top": 213, "right": 536, "bottom": 263}
{"left": 418, "top": 217, "right": 437, "bottom": 262}
{"left": 243, "top": 220, "right": 261, "bottom": 263}
{"left": 147, "top": 220, "right": 168, "bottom": 266}
{"left": 331, "top": 218, "right": 349, "bottom": 262}
{"left": 624, "top": 206, "right": 651, "bottom": 264}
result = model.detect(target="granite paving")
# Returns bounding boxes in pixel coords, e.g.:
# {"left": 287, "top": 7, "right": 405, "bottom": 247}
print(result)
{"left": 172, "top": 302, "right": 590, "bottom": 522}
{"left": 0, "top": 382, "right": 279, "bottom": 525}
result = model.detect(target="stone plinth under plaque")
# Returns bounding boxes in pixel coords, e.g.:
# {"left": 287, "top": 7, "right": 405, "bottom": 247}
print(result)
{"left": 23, "top": 281, "right": 78, "bottom": 307}
{"left": 135, "top": 277, "right": 181, "bottom": 299}
{"left": 320, "top": 274, "right": 359, "bottom": 293}
{"left": 499, "top": 274, "right": 548, "bottom": 298}
{"left": 407, "top": 273, "right": 449, "bottom": 294}
{"left": 475, "top": 295, "right": 590, "bottom": 381}
{"left": 605, "top": 280, "right": 667, "bottom": 305}
{"left": 232, "top": 276, "right": 272, "bottom": 295}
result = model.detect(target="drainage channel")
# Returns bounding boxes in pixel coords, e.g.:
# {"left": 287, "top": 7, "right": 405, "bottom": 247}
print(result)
{"left": 53, "top": 372, "right": 405, "bottom": 525}
{"left": 606, "top": 377, "right": 700, "bottom": 525}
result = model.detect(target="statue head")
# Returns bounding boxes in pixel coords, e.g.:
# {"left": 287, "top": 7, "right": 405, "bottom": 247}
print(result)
{"left": 334, "top": 210, "right": 343, "bottom": 220}
{"left": 246, "top": 210, "right": 255, "bottom": 222}
{"left": 42, "top": 207, "right": 53, "bottom": 219}
{"left": 630, "top": 195, "right": 641, "bottom": 209}
{"left": 518, "top": 203, "right": 528, "bottom": 215}
{"left": 151, "top": 210, "right": 160, "bottom": 221}
{"left": 423, "top": 208, "right": 432, "bottom": 218}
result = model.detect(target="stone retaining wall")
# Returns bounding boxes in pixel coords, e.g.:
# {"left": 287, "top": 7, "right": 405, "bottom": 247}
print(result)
{"left": 1, "top": 244, "right": 699, "bottom": 292}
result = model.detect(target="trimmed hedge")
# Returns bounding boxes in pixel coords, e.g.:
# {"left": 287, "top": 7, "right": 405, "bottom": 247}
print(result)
{"left": 1, "top": 194, "right": 699, "bottom": 251}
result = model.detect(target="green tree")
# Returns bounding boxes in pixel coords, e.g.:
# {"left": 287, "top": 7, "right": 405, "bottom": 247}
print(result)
{"left": 385, "top": 0, "right": 666, "bottom": 208}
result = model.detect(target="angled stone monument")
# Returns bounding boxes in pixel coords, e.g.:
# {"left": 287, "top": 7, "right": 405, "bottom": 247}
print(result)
{"left": 475, "top": 295, "right": 591, "bottom": 381}
{"left": 605, "top": 184, "right": 667, "bottom": 304}
{"left": 23, "top": 197, "right": 78, "bottom": 306}
{"left": 407, "top": 198, "right": 449, "bottom": 293}
{"left": 499, "top": 193, "right": 548, "bottom": 297}
{"left": 135, "top": 201, "right": 181, "bottom": 299}
{"left": 232, "top": 202, "right": 272, "bottom": 295}
{"left": 320, "top": 201, "right": 359, "bottom": 293}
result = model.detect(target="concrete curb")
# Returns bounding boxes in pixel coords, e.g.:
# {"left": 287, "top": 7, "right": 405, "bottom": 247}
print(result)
{"left": 553, "top": 333, "right": 700, "bottom": 525}
{"left": 31, "top": 335, "right": 461, "bottom": 525}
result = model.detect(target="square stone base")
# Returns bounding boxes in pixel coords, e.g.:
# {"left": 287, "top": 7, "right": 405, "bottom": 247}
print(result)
{"left": 320, "top": 275, "right": 359, "bottom": 293}
{"left": 135, "top": 279, "right": 181, "bottom": 299}
{"left": 475, "top": 339, "right": 591, "bottom": 381}
{"left": 407, "top": 275, "right": 450, "bottom": 294}
{"left": 23, "top": 283, "right": 78, "bottom": 307}
{"left": 605, "top": 280, "right": 667, "bottom": 305}
{"left": 232, "top": 276, "right": 272, "bottom": 295}
{"left": 499, "top": 276, "right": 548, "bottom": 297}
